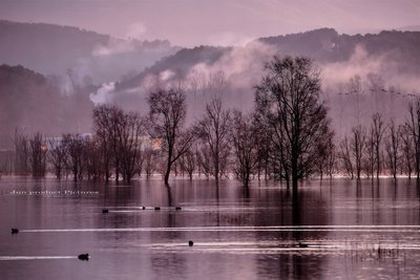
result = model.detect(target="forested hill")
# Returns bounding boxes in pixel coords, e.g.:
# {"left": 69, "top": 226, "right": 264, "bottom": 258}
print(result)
{"left": 0, "top": 20, "right": 179, "bottom": 84}
{"left": 0, "top": 64, "right": 94, "bottom": 148}
{"left": 114, "top": 28, "right": 420, "bottom": 94}
{"left": 258, "top": 28, "right": 420, "bottom": 72}
{"left": 0, "top": 20, "right": 108, "bottom": 75}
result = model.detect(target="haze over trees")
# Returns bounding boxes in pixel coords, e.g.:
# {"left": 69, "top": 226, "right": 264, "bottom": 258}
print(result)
{"left": 147, "top": 88, "right": 195, "bottom": 185}
{"left": 4, "top": 53, "right": 420, "bottom": 190}
{"left": 196, "top": 98, "right": 231, "bottom": 185}
{"left": 255, "top": 56, "right": 332, "bottom": 193}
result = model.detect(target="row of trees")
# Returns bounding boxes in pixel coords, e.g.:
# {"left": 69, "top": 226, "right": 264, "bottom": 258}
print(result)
{"left": 338, "top": 101, "right": 420, "bottom": 181}
{"left": 10, "top": 56, "right": 420, "bottom": 193}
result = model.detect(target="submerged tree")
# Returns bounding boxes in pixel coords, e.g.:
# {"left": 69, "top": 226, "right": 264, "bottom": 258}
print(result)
{"left": 338, "top": 137, "right": 354, "bottom": 179}
{"left": 93, "top": 105, "right": 120, "bottom": 182}
{"left": 118, "top": 112, "right": 144, "bottom": 184}
{"left": 371, "top": 113, "right": 385, "bottom": 179}
{"left": 196, "top": 98, "right": 231, "bottom": 184}
{"left": 48, "top": 137, "right": 68, "bottom": 179}
{"left": 350, "top": 125, "right": 366, "bottom": 180}
{"left": 255, "top": 56, "right": 332, "bottom": 194}
{"left": 13, "top": 129, "right": 29, "bottom": 174}
{"left": 385, "top": 120, "right": 400, "bottom": 180}
{"left": 179, "top": 148, "right": 196, "bottom": 181}
{"left": 148, "top": 88, "right": 194, "bottom": 185}
{"left": 29, "top": 132, "right": 47, "bottom": 177}
{"left": 400, "top": 124, "right": 414, "bottom": 179}
{"left": 65, "top": 134, "right": 85, "bottom": 181}
{"left": 406, "top": 99, "right": 420, "bottom": 181}
{"left": 231, "top": 111, "right": 259, "bottom": 187}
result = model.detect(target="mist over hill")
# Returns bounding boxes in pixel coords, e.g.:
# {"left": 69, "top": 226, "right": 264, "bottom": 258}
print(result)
{"left": 0, "top": 20, "right": 179, "bottom": 86}
{"left": 95, "top": 28, "right": 420, "bottom": 133}
{"left": 0, "top": 64, "right": 95, "bottom": 148}
{"left": 2, "top": 22, "right": 420, "bottom": 147}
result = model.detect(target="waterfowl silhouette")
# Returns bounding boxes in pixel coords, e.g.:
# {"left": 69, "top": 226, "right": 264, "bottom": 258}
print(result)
{"left": 188, "top": 240, "right": 194, "bottom": 247}
{"left": 298, "top": 242, "right": 308, "bottom": 248}
{"left": 102, "top": 209, "right": 109, "bottom": 214}
{"left": 11, "top": 228, "right": 19, "bottom": 234}
{"left": 78, "top": 253, "right": 89, "bottom": 261}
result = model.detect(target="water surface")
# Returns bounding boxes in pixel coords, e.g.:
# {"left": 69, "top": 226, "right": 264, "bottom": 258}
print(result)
{"left": 1, "top": 177, "right": 420, "bottom": 279}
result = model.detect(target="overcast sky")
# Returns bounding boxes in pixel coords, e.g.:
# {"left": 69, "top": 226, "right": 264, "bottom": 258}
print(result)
{"left": 1, "top": 0, "right": 419, "bottom": 46}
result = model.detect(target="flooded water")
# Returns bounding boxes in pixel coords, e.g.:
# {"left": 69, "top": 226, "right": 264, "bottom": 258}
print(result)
{"left": 1, "top": 177, "right": 420, "bottom": 279}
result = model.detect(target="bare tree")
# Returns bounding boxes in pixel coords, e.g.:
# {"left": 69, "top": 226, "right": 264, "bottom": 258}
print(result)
{"left": 65, "top": 134, "right": 85, "bottom": 181}
{"left": 93, "top": 105, "right": 120, "bottom": 182}
{"left": 339, "top": 137, "right": 354, "bottom": 179}
{"left": 196, "top": 98, "right": 231, "bottom": 184}
{"left": 148, "top": 88, "right": 195, "bottom": 185}
{"left": 231, "top": 111, "right": 259, "bottom": 187}
{"left": 255, "top": 56, "right": 332, "bottom": 194}
{"left": 371, "top": 113, "right": 385, "bottom": 179}
{"left": 118, "top": 112, "right": 144, "bottom": 184}
{"left": 365, "top": 131, "right": 375, "bottom": 179}
{"left": 385, "top": 120, "right": 400, "bottom": 180}
{"left": 253, "top": 115, "right": 271, "bottom": 180}
{"left": 29, "top": 132, "right": 47, "bottom": 177}
{"left": 400, "top": 124, "right": 414, "bottom": 179}
{"left": 13, "top": 129, "right": 29, "bottom": 174}
{"left": 350, "top": 125, "right": 366, "bottom": 180}
{"left": 315, "top": 131, "right": 335, "bottom": 181}
{"left": 143, "top": 147, "right": 156, "bottom": 179}
{"left": 325, "top": 137, "right": 336, "bottom": 180}
{"left": 48, "top": 137, "right": 68, "bottom": 179}
{"left": 196, "top": 143, "right": 212, "bottom": 179}
{"left": 406, "top": 99, "right": 420, "bottom": 181}
{"left": 83, "top": 139, "right": 103, "bottom": 181}
{"left": 179, "top": 148, "right": 196, "bottom": 181}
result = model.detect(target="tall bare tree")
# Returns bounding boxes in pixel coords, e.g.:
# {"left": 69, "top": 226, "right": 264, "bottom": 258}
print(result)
{"left": 371, "top": 113, "right": 385, "bottom": 179}
{"left": 385, "top": 120, "right": 400, "bottom": 180}
{"left": 196, "top": 98, "right": 231, "bottom": 184}
{"left": 93, "top": 105, "right": 121, "bottom": 182}
{"left": 13, "top": 129, "right": 29, "bottom": 174}
{"left": 406, "top": 99, "right": 420, "bottom": 181}
{"left": 179, "top": 148, "right": 196, "bottom": 181}
{"left": 339, "top": 137, "right": 354, "bottom": 179}
{"left": 350, "top": 125, "right": 366, "bottom": 180}
{"left": 231, "top": 111, "right": 259, "bottom": 187}
{"left": 65, "top": 134, "right": 85, "bottom": 181}
{"left": 148, "top": 88, "right": 194, "bottom": 185}
{"left": 29, "top": 132, "right": 47, "bottom": 177}
{"left": 400, "top": 124, "right": 414, "bottom": 179}
{"left": 315, "top": 131, "right": 335, "bottom": 181}
{"left": 118, "top": 112, "right": 144, "bottom": 184}
{"left": 48, "top": 137, "right": 68, "bottom": 179}
{"left": 255, "top": 56, "right": 332, "bottom": 194}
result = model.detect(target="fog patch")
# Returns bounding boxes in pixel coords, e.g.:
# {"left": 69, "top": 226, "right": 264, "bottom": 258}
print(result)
{"left": 90, "top": 82, "right": 116, "bottom": 105}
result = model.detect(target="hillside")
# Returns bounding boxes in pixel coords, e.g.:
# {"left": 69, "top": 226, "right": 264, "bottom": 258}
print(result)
{"left": 0, "top": 20, "right": 179, "bottom": 84}
{"left": 115, "top": 28, "right": 420, "bottom": 94}
{"left": 0, "top": 64, "right": 94, "bottom": 148}
{"left": 101, "top": 28, "right": 420, "bottom": 133}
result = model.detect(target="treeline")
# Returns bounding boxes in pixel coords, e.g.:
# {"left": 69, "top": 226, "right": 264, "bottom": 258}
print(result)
{"left": 8, "top": 56, "right": 420, "bottom": 190}
{"left": 337, "top": 102, "right": 420, "bottom": 181}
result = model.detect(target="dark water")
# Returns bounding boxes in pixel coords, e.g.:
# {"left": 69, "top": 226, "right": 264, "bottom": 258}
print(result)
{"left": 1, "top": 177, "right": 420, "bottom": 280}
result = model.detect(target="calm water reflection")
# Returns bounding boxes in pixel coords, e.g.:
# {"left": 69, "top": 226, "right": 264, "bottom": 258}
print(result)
{"left": 1, "top": 177, "right": 420, "bottom": 279}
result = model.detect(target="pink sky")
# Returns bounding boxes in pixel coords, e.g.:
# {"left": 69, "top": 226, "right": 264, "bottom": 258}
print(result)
{"left": 1, "top": 0, "right": 419, "bottom": 46}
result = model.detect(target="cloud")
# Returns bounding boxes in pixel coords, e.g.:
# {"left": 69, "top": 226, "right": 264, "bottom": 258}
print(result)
{"left": 125, "top": 22, "right": 147, "bottom": 40}
{"left": 89, "top": 82, "right": 116, "bottom": 105}
{"left": 92, "top": 38, "right": 136, "bottom": 56}
{"left": 321, "top": 44, "right": 420, "bottom": 93}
